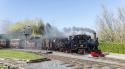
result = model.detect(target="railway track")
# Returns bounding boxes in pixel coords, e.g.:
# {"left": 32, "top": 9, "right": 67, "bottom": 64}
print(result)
{"left": 15, "top": 50, "right": 125, "bottom": 69}
{"left": 51, "top": 51, "right": 125, "bottom": 66}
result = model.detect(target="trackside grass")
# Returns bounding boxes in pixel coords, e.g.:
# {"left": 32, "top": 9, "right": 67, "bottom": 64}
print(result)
{"left": 99, "top": 42, "right": 125, "bottom": 54}
{"left": 0, "top": 64, "right": 6, "bottom": 69}
{"left": 0, "top": 49, "right": 43, "bottom": 60}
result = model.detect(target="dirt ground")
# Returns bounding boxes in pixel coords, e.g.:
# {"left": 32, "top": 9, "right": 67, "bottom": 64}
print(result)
{"left": 43, "top": 53, "right": 125, "bottom": 69}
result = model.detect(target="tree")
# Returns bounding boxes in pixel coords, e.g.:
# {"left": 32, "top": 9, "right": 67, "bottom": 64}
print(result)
{"left": 96, "top": 6, "right": 125, "bottom": 43}
{"left": 8, "top": 19, "right": 45, "bottom": 38}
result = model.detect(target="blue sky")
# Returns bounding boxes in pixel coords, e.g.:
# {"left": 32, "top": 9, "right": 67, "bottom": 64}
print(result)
{"left": 0, "top": 0, "right": 125, "bottom": 33}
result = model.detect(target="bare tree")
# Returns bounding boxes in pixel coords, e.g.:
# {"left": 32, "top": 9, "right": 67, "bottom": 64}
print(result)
{"left": 97, "top": 6, "right": 125, "bottom": 43}
{"left": 96, "top": 6, "right": 115, "bottom": 42}
{"left": 117, "top": 8, "right": 125, "bottom": 43}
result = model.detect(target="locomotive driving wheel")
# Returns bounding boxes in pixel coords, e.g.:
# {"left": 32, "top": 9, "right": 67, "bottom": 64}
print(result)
{"left": 78, "top": 49, "right": 86, "bottom": 54}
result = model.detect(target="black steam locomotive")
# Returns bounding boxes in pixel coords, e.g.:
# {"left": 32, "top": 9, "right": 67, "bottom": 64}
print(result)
{"left": 42, "top": 33, "right": 99, "bottom": 54}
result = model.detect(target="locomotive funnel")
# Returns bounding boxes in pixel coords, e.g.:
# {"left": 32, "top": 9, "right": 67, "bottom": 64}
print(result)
{"left": 93, "top": 32, "right": 96, "bottom": 40}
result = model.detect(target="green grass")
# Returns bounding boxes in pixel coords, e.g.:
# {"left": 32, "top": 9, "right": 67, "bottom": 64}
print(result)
{"left": 0, "top": 49, "right": 43, "bottom": 60}
{"left": 99, "top": 42, "right": 125, "bottom": 54}
{"left": 0, "top": 64, "right": 6, "bottom": 69}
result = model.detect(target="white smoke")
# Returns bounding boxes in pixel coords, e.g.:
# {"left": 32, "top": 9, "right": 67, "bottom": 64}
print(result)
{"left": 42, "top": 23, "right": 66, "bottom": 39}
{"left": 39, "top": 23, "right": 96, "bottom": 39}
{"left": 63, "top": 27, "right": 96, "bottom": 36}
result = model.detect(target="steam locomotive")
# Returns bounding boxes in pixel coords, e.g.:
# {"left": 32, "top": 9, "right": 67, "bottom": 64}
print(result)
{"left": 0, "top": 32, "right": 104, "bottom": 56}
{"left": 42, "top": 33, "right": 100, "bottom": 54}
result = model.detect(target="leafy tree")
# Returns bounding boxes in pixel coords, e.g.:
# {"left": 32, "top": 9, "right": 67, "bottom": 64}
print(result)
{"left": 8, "top": 19, "right": 45, "bottom": 38}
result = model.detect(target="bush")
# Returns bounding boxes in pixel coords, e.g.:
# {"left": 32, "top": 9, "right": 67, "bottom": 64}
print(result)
{"left": 99, "top": 42, "right": 125, "bottom": 54}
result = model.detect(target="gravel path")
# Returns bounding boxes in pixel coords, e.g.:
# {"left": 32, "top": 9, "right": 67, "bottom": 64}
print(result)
{"left": 14, "top": 49, "right": 125, "bottom": 69}
{"left": 24, "top": 60, "right": 75, "bottom": 69}
{"left": 43, "top": 54, "right": 125, "bottom": 69}
{"left": 51, "top": 51, "right": 125, "bottom": 66}
{"left": 0, "top": 58, "right": 26, "bottom": 69}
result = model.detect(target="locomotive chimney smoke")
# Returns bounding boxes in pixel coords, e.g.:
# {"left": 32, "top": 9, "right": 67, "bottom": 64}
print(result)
{"left": 63, "top": 28, "right": 71, "bottom": 33}
{"left": 63, "top": 27, "right": 96, "bottom": 37}
{"left": 73, "top": 26, "right": 79, "bottom": 31}
{"left": 80, "top": 28, "right": 96, "bottom": 33}
{"left": 63, "top": 28, "right": 72, "bottom": 37}
{"left": 43, "top": 23, "right": 65, "bottom": 39}
{"left": 79, "top": 28, "right": 96, "bottom": 39}
{"left": 42, "top": 24, "right": 96, "bottom": 39}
